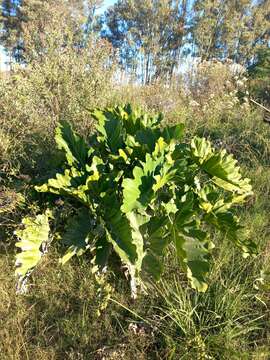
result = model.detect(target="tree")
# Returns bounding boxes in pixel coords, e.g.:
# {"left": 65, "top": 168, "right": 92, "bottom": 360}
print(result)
{"left": 0, "top": 0, "right": 103, "bottom": 64}
{"left": 102, "top": 0, "right": 190, "bottom": 84}
{"left": 0, "top": 0, "right": 24, "bottom": 61}
{"left": 191, "top": 0, "right": 270, "bottom": 66}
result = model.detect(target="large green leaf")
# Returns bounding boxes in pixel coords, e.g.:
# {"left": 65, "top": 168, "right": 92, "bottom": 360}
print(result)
{"left": 174, "top": 192, "right": 195, "bottom": 227}
{"left": 121, "top": 154, "right": 161, "bottom": 213}
{"left": 86, "top": 156, "right": 104, "bottom": 183}
{"left": 121, "top": 105, "right": 145, "bottom": 136}
{"left": 197, "top": 184, "right": 248, "bottom": 213}
{"left": 162, "top": 124, "right": 185, "bottom": 144}
{"left": 135, "top": 128, "right": 162, "bottom": 153}
{"left": 174, "top": 230, "right": 210, "bottom": 292}
{"left": 35, "top": 168, "right": 88, "bottom": 204}
{"left": 153, "top": 161, "right": 177, "bottom": 192}
{"left": 173, "top": 192, "right": 211, "bottom": 292}
{"left": 60, "top": 208, "right": 94, "bottom": 265}
{"left": 205, "top": 210, "right": 257, "bottom": 256}
{"left": 15, "top": 211, "right": 51, "bottom": 277}
{"left": 92, "top": 109, "right": 124, "bottom": 153}
{"left": 191, "top": 137, "right": 252, "bottom": 194}
{"left": 55, "top": 121, "right": 88, "bottom": 167}
{"left": 141, "top": 216, "right": 169, "bottom": 280}
{"left": 102, "top": 195, "right": 138, "bottom": 265}
{"left": 127, "top": 211, "right": 149, "bottom": 272}
{"left": 202, "top": 151, "right": 252, "bottom": 194}
{"left": 191, "top": 137, "right": 213, "bottom": 164}
{"left": 142, "top": 216, "right": 169, "bottom": 256}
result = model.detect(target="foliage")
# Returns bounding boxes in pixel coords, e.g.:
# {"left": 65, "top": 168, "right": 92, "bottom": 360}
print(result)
{"left": 14, "top": 210, "right": 51, "bottom": 293}
{"left": 0, "top": 0, "right": 103, "bottom": 63}
{"left": 248, "top": 48, "right": 270, "bottom": 105}
{"left": 0, "top": 35, "right": 115, "bottom": 176}
{"left": 15, "top": 105, "right": 255, "bottom": 296}
{"left": 191, "top": 0, "right": 269, "bottom": 65}
{"left": 0, "top": 1, "right": 269, "bottom": 356}
{"left": 102, "top": 0, "right": 189, "bottom": 83}
{"left": 101, "top": 0, "right": 269, "bottom": 81}
{"left": 2, "top": 163, "right": 269, "bottom": 359}
{"left": 1, "top": 0, "right": 269, "bottom": 84}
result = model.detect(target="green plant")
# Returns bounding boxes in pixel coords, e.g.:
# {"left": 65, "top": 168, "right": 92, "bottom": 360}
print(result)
{"left": 15, "top": 105, "right": 256, "bottom": 297}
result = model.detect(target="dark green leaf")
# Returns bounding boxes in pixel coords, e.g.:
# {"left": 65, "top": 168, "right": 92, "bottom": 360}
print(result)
{"left": 55, "top": 121, "right": 88, "bottom": 167}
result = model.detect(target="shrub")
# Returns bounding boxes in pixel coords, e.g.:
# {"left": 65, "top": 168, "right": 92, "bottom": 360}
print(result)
{"left": 248, "top": 49, "right": 270, "bottom": 106}
{"left": 0, "top": 0, "right": 116, "bottom": 177}
{"left": 0, "top": 37, "right": 115, "bottom": 177}
{"left": 112, "top": 60, "right": 255, "bottom": 134}
{"left": 15, "top": 105, "right": 255, "bottom": 298}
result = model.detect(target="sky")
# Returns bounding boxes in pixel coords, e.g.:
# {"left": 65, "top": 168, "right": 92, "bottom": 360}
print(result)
{"left": 102, "top": 0, "right": 116, "bottom": 8}
{"left": 98, "top": 0, "right": 116, "bottom": 14}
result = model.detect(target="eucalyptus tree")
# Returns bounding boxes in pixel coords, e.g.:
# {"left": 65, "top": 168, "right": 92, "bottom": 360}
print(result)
{"left": 0, "top": 0, "right": 103, "bottom": 64}
{"left": 191, "top": 0, "right": 270, "bottom": 66}
{"left": 0, "top": 0, "right": 24, "bottom": 62}
{"left": 103, "top": 0, "right": 190, "bottom": 83}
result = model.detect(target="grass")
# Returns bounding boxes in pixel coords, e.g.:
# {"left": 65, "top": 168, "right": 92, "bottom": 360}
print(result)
{"left": 0, "top": 104, "right": 270, "bottom": 359}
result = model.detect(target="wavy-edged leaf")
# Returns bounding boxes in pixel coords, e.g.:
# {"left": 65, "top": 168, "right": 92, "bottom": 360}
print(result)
{"left": 102, "top": 195, "right": 138, "bottom": 265}
{"left": 55, "top": 121, "right": 88, "bottom": 167}
{"left": 197, "top": 184, "right": 250, "bottom": 214}
{"left": 86, "top": 155, "right": 104, "bottom": 183}
{"left": 127, "top": 211, "right": 149, "bottom": 272}
{"left": 121, "top": 171, "right": 143, "bottom": 213}
{"left": 153, "top": 161, "right": 177, "bottom": 192}
{"left": 92, "top": 109, "right": 124, "bottom": 153}
{"left": 135, "top": 128, "right": 161, "bottom": 153}
{"left": 141, "top": 216, "right": 169, "bottom": 280}
{"left": 174, "top": 230, "right": 210, "bottom": 292}
{"left": 174, "top": 192, "right": 195, "bottom": 227}
{"left": 173, "top": 191, "right": 211, "bottom": 291}
{"left": 60, "top": 208, "right": 94, "bottom": 265}
{"left": 162, "top": 124, "right": 185, "bottom": 144}
{"left": 143, "top": 216, "right": 169, "bottom": 256}
{"left": 121, "top": 153, "right": 163, "bottom": 213}
{"left": 202, "top": 151, "right": 252, "bottom": 194}
{"left": 191, "top": 137, "right": 252, "bottom": 195}
{"left": 205, "top": 210, "right": 257, "bottom": 256}
{"left": 35, "top": 168, "right": 88, "bottom": 204}
{"left": 121, "top": 105, "right": 145, "bottom": 136}
{"left": 15, "top": 210, "right": 51, "bottom": 277}
{"left": 191, "top": 137, "right": 213, "bottom": 164}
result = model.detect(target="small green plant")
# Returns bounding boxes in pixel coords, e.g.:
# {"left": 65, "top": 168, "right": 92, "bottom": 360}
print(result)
{"left": 15, "top": 105, "right": 256, "bottom": 296}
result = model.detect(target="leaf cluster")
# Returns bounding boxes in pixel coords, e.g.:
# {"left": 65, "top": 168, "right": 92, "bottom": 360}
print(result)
{"left": 15, "top": 105, "right": 255, "bottom": 294}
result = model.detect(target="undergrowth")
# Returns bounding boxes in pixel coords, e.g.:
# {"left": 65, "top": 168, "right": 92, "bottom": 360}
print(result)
{"left": 1, "top": 103, "right": 269, "bottom": 359}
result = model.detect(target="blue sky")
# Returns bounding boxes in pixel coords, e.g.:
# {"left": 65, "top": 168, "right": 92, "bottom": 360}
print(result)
{"left": 99, "top": 0, "right": 116, "bottom": 13}
{"left": 103, "top": 0, "right": 116, "bottom": 7}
